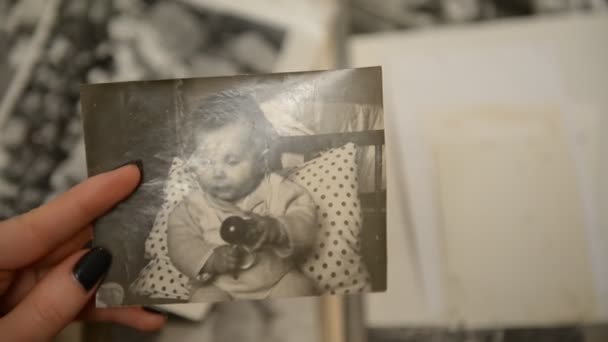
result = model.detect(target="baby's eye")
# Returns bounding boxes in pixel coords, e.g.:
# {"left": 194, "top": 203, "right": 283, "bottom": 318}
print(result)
{"left": 226, "top": 159, "right": 240, "bottom": 166}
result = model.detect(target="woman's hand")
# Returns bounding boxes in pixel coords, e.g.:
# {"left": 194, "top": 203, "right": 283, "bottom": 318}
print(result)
{"left": 0, "top": 162, "right": 165, "bottom": 341}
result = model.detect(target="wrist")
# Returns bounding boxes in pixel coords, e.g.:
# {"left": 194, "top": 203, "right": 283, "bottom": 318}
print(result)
{"left": 197, "top": 260, "right": 216, "bottom": 283}
{"left": 201, "top": 255, "right": 217, "bottom": 274}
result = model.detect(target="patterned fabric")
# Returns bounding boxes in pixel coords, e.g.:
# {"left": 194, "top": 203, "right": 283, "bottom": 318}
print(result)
{"left": 288, "top": 143, "right": 370, "bottom": 295}
{"left": 129, "top": 158, "right": 195, "bottom": 300}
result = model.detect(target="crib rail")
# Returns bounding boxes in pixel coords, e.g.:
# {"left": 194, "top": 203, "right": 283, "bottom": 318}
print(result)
{"left": 272, "top": 130, "right": 385, "bottom": 214}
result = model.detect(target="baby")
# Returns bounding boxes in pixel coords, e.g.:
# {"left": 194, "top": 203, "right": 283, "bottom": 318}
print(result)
{"left": 167, "top": 92, "right": 318, "bottom": 302}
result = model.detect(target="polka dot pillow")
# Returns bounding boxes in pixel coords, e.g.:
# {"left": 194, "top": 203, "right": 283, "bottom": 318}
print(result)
{"left": 288, "top": 143, "right": 371, "bottom": 295}
{"left": 129, "top": 158, "right": 195, "bottom": 301}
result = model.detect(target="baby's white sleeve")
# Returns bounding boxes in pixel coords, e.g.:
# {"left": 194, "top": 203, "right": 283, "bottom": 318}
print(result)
{"left": 167, "top": 201, "right": 219, "bottom": 279}
{"left": 272, "top": 179, "right": 318, "bottom": 258}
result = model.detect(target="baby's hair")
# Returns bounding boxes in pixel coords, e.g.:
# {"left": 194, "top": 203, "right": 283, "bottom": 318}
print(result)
{"left": 184, "top": 90, "right": 277, "bottom": 160}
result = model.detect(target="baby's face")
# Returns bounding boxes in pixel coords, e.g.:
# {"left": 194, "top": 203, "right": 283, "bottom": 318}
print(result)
{"left": 190, "top": 122, "right": 263, "bottom": 202}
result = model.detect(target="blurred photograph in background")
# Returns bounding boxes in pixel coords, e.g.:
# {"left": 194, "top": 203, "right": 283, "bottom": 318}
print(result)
{"left": 350, "top": 0, "right": 608, "bottom": 33}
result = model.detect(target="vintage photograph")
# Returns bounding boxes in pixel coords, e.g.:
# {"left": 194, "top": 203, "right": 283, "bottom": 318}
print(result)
{"left": 81, "top": 66, "right": 386, "bottom": 306}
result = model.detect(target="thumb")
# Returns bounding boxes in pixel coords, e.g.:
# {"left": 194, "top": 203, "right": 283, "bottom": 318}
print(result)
{"left": 0, "top": 247, "right": 111, "bottom": 341}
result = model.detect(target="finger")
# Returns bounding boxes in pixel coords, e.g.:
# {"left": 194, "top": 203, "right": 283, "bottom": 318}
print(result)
{"left": 230, "top": 255, "right": 241, "bottom": 264}
{"left": 85, "top": 307, "right": 166, "bottom": 332}
{"left": 35, "top": 225, "right": 93, "bottom": 268}
{"left": 230, "top": 260, "right": 242, "bottom": 271}
{"left": 269, "top": 229, "right": 282, "bottom": 244}
{"left": 224, "top": 257, "right": 238, "bottom": 267}
{"left": 79, "top": 302, "right": 165, "bottom": 332}
{"left": 0, "top": 269, "right": 37, "bottom": 313}
{"left": 0, "top": 248, "right": 111, "bottom": 341}
{"left": 223, "top": 252, "right": 234, "bottom": 260}
{"left": 1, "top": 262, "right": 65, "bottom": 312}
{"left": 227, "top": 249, "right": 241, "bottom": 260}
{"left": 0, "top": 162, "right": 141, "bottom": 269}
{"left": 0, "top": 270, "right": 14, "bottom": 299}
{"left": 229, "top": 253, "right": 242, "bottom": 265}
{"left": 252, "top": 230, "right": 268, "bottom": 251}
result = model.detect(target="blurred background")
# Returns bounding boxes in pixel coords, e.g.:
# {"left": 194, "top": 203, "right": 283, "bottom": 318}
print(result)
{"left": 1, "top": 0, "right": 607, "bottom": 341}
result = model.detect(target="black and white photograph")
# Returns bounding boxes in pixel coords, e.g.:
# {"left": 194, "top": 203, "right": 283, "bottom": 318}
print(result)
{"left": 81, "top": 66, "right": 386, "bottom": 306}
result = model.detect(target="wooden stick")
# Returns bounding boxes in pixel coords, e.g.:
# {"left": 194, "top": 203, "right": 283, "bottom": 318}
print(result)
{"left": 320, "top": 296, "right": 346, "bottom": 342}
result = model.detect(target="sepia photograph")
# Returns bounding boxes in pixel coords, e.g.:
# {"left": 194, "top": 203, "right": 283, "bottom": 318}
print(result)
{"left": 81, "top": 66, "right": 386, "bottom": 306}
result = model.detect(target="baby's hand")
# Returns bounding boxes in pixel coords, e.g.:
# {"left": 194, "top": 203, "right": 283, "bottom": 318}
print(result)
{"left": 248, "top": 214, "right": 288, "bottom": 250}
{"left": 204, "top": 245, "right": 242, "bottom": 274}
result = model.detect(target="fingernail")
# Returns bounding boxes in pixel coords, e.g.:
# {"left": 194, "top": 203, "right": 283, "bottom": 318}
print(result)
{"left": 112, "top": 159, "right": 144, "bottom": 189}
{"left": 112, "top": 159, "right": 143, "bottom": 175}
{"left": 72, "top": 247, "right": 112, "bottom": 291}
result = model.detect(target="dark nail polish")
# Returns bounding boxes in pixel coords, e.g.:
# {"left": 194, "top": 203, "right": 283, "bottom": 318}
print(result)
{"left": 112, "top": 159, "right": 144, "bottom": 188}
{"left": 72, "top": 247, "right": 112, "bottom": 291}
{"left": 112, "top": 159, "right": 143, "bottom": 175}
{"left": 131, "top": 159, "right": 143, "bottom": 177}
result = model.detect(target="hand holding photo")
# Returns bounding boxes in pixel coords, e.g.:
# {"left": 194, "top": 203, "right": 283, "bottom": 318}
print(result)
{"left": 81, "top": 67, "right": 386, "bottom": 306}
